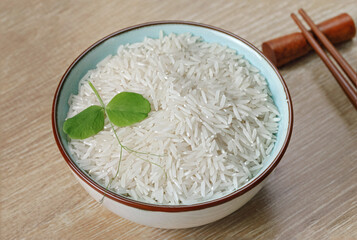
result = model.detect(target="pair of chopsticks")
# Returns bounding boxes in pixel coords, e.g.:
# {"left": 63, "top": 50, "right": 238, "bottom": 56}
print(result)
{"left": 291, "top": 9, "right": 357, "bottom": 109}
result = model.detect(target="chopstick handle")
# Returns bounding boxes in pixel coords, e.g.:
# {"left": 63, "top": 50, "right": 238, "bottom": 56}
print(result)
{"left": 298, "top": 9, "right": 357, "bottom": 87}
{"left": 291, "top": 13, "right": 357, "bottom": 109}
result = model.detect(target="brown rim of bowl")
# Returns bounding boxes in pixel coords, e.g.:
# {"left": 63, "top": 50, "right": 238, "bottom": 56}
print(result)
{"left": 52, "top": 20, "right": 293, "bottom": 212}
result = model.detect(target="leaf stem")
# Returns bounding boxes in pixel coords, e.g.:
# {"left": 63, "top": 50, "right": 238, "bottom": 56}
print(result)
{"left": 108, "top": 121, "right": 124, "bottom": 148}
{"left": 88, "top": 81, "right": 106, "bottom": 109}
{"left": 100, "top": 144, "right": 123, "bottom": 204}
{"left": 132, "top": 153, "right": 167, "bottom": 181}
{"left": 122, "top": 145, "right": 165, "bottom": 158}
{"left": 88, "top": 81, "right": 166, "bottom": 203}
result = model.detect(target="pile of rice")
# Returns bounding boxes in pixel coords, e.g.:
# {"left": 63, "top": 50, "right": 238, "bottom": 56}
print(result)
{"left": 67, "top": 32, "right": 280, "bottom": 205}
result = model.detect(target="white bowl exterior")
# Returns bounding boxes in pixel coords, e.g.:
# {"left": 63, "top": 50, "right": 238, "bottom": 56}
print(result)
{"left": 74, "top": 173, "right": 265, "bottom": 229}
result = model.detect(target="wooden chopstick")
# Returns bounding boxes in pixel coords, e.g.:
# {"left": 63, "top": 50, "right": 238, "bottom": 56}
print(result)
{"left": 291, "top": 12, "right": 357, "bottom": 109}
{"left": 298, "top": 9, "right": 357, "bottom": 88}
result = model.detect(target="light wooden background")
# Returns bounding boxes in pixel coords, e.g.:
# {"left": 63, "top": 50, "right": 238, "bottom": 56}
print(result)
{"left": 1, "top": 0, "right": 356, "bottom": 239}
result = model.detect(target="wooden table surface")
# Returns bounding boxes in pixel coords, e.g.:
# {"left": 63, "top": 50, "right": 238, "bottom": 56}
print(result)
{"left": 1, "top": 0, "right": 356, "bottom": 239}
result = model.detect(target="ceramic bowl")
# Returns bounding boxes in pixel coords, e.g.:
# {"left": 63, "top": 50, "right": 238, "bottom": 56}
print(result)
{"left": 52, "top": 21, "right": 293, "bottom": 229}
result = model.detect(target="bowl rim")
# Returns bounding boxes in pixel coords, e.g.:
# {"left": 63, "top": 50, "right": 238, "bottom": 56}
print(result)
{"left": 52, "top": 20, "right": 293, "bottom": 212}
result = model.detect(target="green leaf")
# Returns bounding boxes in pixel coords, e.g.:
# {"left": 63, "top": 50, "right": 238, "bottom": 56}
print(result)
{"left": 106, "top": 92, "right": 151, "bottom": 127}
{"left": 63, "top": 105, "right": 105, "bottom": 139}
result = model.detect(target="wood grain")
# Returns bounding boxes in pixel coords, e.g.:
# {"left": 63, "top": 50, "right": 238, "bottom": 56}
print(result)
{"left": 1, "top": 0, "right": 356, "bottom": 239}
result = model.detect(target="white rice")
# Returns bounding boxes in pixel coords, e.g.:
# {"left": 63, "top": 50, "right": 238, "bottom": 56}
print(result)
{"left": 66, "top": 32, "right": 280, "bottom": 205}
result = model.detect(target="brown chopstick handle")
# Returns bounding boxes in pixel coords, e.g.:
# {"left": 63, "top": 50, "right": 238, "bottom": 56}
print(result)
{"left": 291, "top": 13, "right": 357, "bottom": 109}
{"left": 298, "top": 9, "right": 357, "bottom": 87}
{"left": 262, "top": 13, "right": 356, "bottom": 67}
